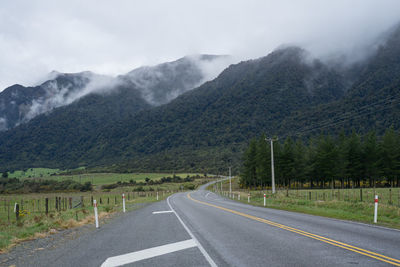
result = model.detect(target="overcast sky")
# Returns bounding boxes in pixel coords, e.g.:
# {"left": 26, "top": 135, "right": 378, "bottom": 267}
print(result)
{"left": 1, "top": 0, "right": 400, "bottom": 90}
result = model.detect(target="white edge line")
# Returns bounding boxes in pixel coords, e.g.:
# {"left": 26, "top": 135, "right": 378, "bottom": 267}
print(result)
{"left": 101, "top": 239, "right": 196, "bottom": 267}
{"left": 167, "top": 195, "right": 218, "bottom": 267}
{"left": 152, "top": 210, "right": 174, "bottom": 214}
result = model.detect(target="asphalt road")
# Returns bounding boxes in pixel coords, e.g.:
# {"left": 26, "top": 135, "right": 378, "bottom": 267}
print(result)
{"left": 4, "top": 181, "right": 400, "bottom": 266}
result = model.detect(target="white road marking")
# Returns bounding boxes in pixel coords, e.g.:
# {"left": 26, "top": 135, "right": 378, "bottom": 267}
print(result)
{"left": 101, "top": 239, "right": 197, "bottom": 267}
{"left": 167, "top": 195, "right": 217, "bottom": 267}
{"left": 152, "top": 210, "right": 174, "bottom": 214}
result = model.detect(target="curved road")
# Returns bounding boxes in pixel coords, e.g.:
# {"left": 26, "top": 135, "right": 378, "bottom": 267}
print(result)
{"left": 4, "top": 181, "right": 400, "bottom": 266}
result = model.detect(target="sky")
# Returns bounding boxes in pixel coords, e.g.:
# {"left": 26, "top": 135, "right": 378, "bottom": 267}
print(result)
{"left": 1, "top": 0, "right": 400, "bottom": 90}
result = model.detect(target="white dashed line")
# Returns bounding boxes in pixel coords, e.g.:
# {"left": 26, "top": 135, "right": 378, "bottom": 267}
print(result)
{"left": 152, "top": 210, "right": 174, "bottom": 214}
{"left": 101, "top": 239, "right": 197, "bottom": 267}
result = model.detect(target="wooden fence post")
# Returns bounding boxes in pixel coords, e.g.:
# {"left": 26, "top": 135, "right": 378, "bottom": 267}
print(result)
{"left": 8, "top": 200, "right": 10, "bottom": 223}
{"left": 81, "top": 196, "right": 84, "bottom": 207}
{"left": 360, "top": 188, "right": 363, "bottom": 202}
{"left": 45, "top": 198, "right": 49, "bottom": 215}
{"left": 69, "top": 197, "right": 72, "bottom": 209}
{"left": 55, "top": 196, "right": 58, "bottom": 211}
{"left": 15, "top": 203, "right": 19, "bottom": 222}
{"left": 389, "top": 189, "right": 392, "bottom": 205}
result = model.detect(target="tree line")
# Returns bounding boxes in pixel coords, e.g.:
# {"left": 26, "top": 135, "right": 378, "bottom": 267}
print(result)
{"left": 241, "top": 127, "right": 400, "bottom": 189}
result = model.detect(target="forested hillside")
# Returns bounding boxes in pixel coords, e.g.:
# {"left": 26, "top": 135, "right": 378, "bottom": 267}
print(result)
{"left": 1, "top": 25, "right": 400, "bottom": 173}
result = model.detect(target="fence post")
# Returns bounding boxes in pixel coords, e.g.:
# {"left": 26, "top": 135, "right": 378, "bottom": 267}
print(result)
{"left": 360, "top": 188, "right": 363, "bottom": 202}
{"left": 91, "top": 196, "right": 93, "bottom": 206}
{"left": 248, "top": 193, "right": 250, "bottom": 203}
{"left": 81, "top": 196, "right": 84, "bottom": 207}
{"left": 15, "top": 203, "right": 20, "bottom": 222}
{"left": 122, "top": 194, "right": 126, "bottom": 213}
{"left": 264, "top": 193, "right": 266, "bottom": 207}
{"left": 69, "top": 197, "right": 72, "bottom": 209}
{"left": 94, "top": 199, "right": 99, "bottom": 228}
{"left": 45, "top": 198, "right": 49, "bottom": 215}
{"left": 7, "top": 200, "right": 10, "bottom": 223}
{"left": 389, "top": 189, "right": 392, "bottom": 205}
{"left": 55, "top": 196, "right": 58, "bottom": 211}
{"left": 309, "top": 192, "right": 311, "bottom": 201}
{"left": 374, "top": 195, "right": 378, "bottom": 223}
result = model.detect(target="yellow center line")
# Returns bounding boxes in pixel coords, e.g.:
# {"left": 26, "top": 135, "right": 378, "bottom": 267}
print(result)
{"left": 187, "top": 192, "right": 400, "bottom": 266}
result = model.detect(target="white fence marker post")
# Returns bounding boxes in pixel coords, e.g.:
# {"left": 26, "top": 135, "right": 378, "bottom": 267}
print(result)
{"left": 122, "top": 194, "right": 126, "bottom": 213}
{"left": 264, "top": 193, "right": 266, "bottom": 207}
{"left": 238, "top": 193, "right": 240, "bottom": 201}
{"left": 233, "top": 193, "right": 235, "bottom": 199}
{"left": 248, "top": 193, "right": 250, "bottom": 203}
{"left": 94, "top": 199, "right": 99, "bottom": 228}
{"left": 157, "top": 191, "right": 159, "bottom": 201}
{"left": 374, "top": 195, "right": 378, "bottom": 223}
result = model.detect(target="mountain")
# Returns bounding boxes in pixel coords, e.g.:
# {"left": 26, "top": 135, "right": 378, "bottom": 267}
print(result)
{"left": 0, "top": 55, "right": 230, "bottom": 131}
{"left": 0, "top": 71, "right": 95, "bottom": 131}
{"left": 1, "top": 25, "right": 400, "bottom": 172}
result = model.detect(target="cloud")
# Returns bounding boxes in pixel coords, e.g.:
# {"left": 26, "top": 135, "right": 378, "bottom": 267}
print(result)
{"left": 0, "top": 0, "right": 400, "bottom": 90}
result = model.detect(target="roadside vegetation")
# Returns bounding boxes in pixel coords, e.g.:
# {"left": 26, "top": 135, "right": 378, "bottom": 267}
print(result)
{"left": 0, "top": 172, "right": 212, "bottom": 252}
{"left": 211, "top": 178, "right": 400, "bottom": 229}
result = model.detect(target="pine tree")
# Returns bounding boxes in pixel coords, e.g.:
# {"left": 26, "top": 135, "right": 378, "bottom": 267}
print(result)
{"left": 345, "top": 131, "right": 363, "bottom": 187}
{"left": 363, "top": 131, "right": 379, "bottom": 187}
{"left": 380, "top": 127, "right": 400, "bottom": 186}
{"left": 241, "top": 138, "right": 258, "bottom": 188}
{"left": 280, "top": 137, "right": 295, "bottom": 188}
{"left": 256, "top": 134, "right": 271, "bottom": 188}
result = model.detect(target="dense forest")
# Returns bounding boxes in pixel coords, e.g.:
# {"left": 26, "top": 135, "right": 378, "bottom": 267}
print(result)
{"left": 0, "top": 25, "right": 400, "bottom": 173}
{"left": 241, "top": 127, "right": 400, "bottom": 189}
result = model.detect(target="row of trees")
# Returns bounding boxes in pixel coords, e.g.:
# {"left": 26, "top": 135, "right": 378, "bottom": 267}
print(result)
{"left": 241, "top": 127, "right": 400, "bottom": 189}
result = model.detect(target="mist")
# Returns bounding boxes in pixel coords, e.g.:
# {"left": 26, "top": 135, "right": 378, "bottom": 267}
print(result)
{"left": 0, "top": 0, "right": 400, "bottom": 91}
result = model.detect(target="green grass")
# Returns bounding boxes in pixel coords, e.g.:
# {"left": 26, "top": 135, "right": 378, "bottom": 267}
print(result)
{"left": 7, "top": 168, "right": 61, "bottom": 178}
{"left": 0, "top": 191, "right": 173, "bottom": 252}
{"left": 0, "top": 175, "right": 212, "bottom": 252}
{"left": 212, "top": 178, "right": 400, "bottom": 229}
{"left": 18, "top": 172, "right": 199, "bottom": 186}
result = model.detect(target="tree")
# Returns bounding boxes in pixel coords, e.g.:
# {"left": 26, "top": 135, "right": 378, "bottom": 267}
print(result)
{"left": 345, "top": 131, "right": 363, "bottom": 187}
{"left": 2, "top": 172, "right": 8, "bottom": 178}
{"left": 314, "top": 135, "right": 338, "bottom": 188}
{"left": 363, "top": 131, "right": 380, "bottom": 187}
{"left": 380, "top": 127, "right": 400, "bottom": 186}
{"left": 293, "top": 139, "right": 306, "bottom": 188}
{"left": 256, "top": 134, "right": 270, "bottom": 188}
{"left": 241, "top": 138, "right": 258, "bottom": 188}
{"left": 280, "top": 137, "right": 296, "bottom": 188}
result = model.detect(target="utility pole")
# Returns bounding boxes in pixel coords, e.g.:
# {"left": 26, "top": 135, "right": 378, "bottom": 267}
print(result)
{"left": 229, "top": 166, "right": 232, "bottom": 197}
{"left": 266, "top": 137, "right": 278, "bottom": 194}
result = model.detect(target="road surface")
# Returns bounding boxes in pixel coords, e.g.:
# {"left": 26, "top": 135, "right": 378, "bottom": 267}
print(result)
{"left": 3, "top": 181, "right": 400, "bottom": 266}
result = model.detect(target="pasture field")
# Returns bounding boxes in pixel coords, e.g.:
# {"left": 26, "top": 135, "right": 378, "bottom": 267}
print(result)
{"left": 7, "top": 168, "right": 61, "bottom": 178}
{"left": 212, "top": 178, "right": 400, "bottom": 229}
{"left": 13, "top": 170, "right": 200, "bottom": 186}
{"left": 0, "top": 174, "right": 212, "bottom": 252}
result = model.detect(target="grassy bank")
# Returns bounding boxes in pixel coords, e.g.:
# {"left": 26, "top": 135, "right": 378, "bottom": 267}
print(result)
{"left": 210, "top": 179, "right": 400, "bottom": 229}
{"left": 0, "top": 174, "right": 213, "bottom": 252}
